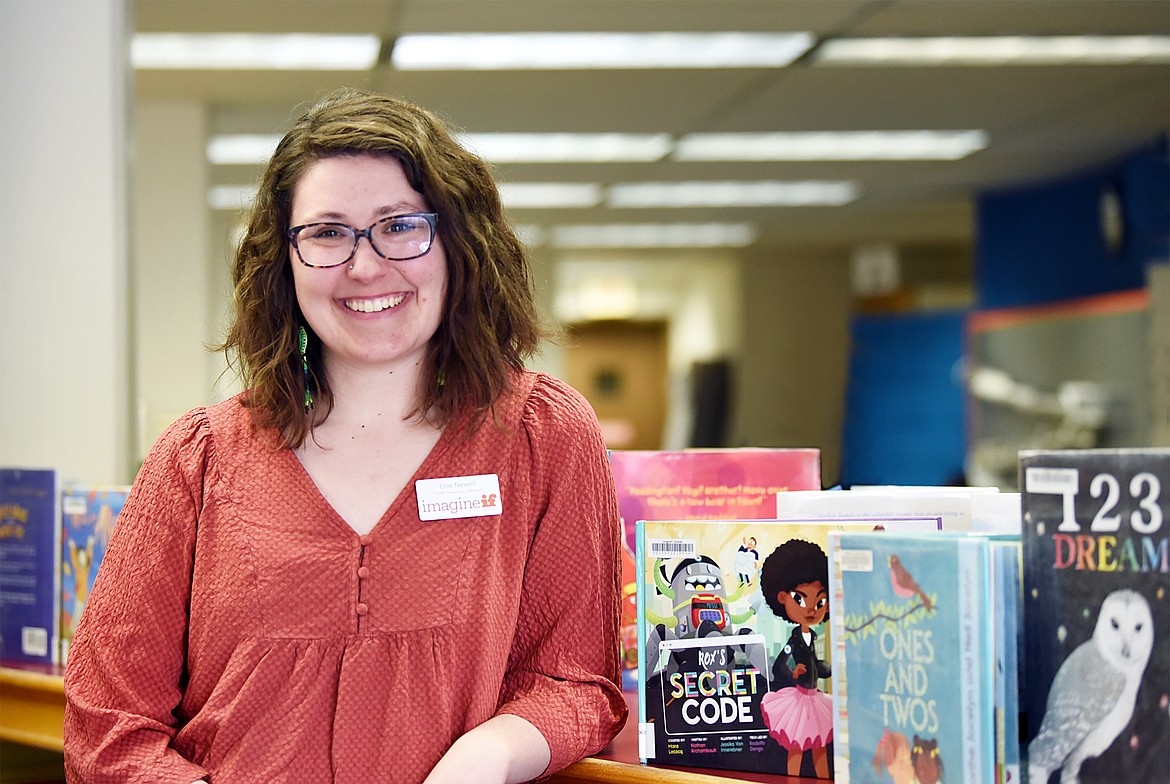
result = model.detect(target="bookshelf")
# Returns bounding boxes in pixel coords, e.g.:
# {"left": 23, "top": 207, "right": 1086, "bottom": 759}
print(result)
{"left": 0, "top": 666, "right": 815, "bottom": 783}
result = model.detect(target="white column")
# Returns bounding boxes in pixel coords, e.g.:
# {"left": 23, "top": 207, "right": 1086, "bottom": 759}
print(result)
{"left": 133, "top": 100, "right": 214, "bottom": 461}
{"left": 0, "top": 0, "right": 133, "bottom": 484}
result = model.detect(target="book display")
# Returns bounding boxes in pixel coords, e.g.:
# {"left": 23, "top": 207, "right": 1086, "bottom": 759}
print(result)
{"left": 636, "top": 517, "right": 940, "bottom": 779}
{"left": 1, "top": 449, "right": 1162, "bottom": 784}
{"left": 1020, "top": 448, "right": 1169, "bottom": 784}
{"left": 828, "top": 531, "right": 1003, "bottom": 784}
{"left": 0, "top": 468, "right": 60, "bottom": 665}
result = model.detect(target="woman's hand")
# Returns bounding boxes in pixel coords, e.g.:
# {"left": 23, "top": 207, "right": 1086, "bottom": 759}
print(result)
{"left": 423, "top": 714, "right": 550, "bottom": 784}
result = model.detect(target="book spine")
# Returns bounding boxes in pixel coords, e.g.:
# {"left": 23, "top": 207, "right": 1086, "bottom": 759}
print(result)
{"left": 635, "top": 519, "right": 652, "bottom": 762}
{"left": 957, "top": 538, "right": 991, "bottom": 783}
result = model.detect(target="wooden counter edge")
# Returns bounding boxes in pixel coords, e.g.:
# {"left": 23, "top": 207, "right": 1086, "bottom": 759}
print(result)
{"left": 550, "top": 757, "right": 747, "bottom": 784}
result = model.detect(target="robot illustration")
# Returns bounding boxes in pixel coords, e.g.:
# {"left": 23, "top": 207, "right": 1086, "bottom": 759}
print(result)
{"left": 643, "top": 555, "right": 768, "bottom": 678}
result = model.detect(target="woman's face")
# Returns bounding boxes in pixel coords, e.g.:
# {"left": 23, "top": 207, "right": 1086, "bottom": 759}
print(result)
{"left": 289, "top": 153, "right": 447, "bottom": 377}
{"left": 778, "top": 580, "right": 828, "bottom": 629}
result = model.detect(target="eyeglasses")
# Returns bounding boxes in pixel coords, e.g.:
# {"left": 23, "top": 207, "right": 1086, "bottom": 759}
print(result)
{"left": 287, "top": 212, "right": 439, "bottom": 268}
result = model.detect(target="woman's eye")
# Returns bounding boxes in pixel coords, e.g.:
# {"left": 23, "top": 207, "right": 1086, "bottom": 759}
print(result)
{"left": 790, "top": 591, "right": 805, "bottom": 607}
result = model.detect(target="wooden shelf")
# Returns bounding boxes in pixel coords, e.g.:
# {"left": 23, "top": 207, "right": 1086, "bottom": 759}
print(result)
{"left": 0, "top": 663, "right": 66, "bottom": 752}
{"left": 0, "top": 664, "right": 813, "bottom": 783}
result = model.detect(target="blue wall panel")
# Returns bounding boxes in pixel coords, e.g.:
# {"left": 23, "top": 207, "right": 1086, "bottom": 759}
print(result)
{"left": 841, "top": 310, "right": 967, "bottom": 487}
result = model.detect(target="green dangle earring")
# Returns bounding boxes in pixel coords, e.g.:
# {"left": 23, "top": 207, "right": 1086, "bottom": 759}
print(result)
{"left": 299, "top": 325, "right": 314, "bottom": 413}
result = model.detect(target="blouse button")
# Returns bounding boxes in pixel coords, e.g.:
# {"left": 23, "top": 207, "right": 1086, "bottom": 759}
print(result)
{"left": 356, "top": 603, "right": 369, "bottom": 616}
{"left": 357, "top": 566, "right": 370, "bottom": 579}
{"left": 358, "top": 534, "right": 373, "bottom": 546}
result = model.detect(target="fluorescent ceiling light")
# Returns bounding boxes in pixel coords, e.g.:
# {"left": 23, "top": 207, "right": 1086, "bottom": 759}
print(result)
{"left": 551, "top": 223, "right": 758, "bottom": 249}
{"left": 498, "top": 182, "right": 603, "bottom": 208}
{"left": 608, "top": 180, "right": 860, "bottom": 207}
{"left": 207, "top": 134, "right": 281, "bottom": 165}
{"left": 393, "top": 32, "right": 815, "bottom": 70}
{"left": 674, "top": 131, "right": 988, "bottom": 161}
{"left": 458, "top": 133, "right": 672, "bottom": 163}
{"left": 815, "top": 36, "right": 1170, "bottom": 66}
{"left": 132, "top": 33, "right": 381, "bottom": 70}
{"left": 208, "top": 185, "right": 258, "bottom": 211}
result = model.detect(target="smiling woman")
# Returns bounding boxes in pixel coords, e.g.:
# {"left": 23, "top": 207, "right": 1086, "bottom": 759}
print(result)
{"left": 61, "top": 89, "right": 627, "bottom": 784}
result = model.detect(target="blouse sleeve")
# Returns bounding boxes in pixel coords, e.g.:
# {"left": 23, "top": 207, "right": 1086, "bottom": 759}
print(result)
{"left": 495, "top": 376, "right": 628, "bottom": 776}
{"left": 62, "top": 409, "right": 213, "bottom": 784}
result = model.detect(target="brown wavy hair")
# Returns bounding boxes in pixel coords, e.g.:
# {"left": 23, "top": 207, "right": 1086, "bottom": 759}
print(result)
{"left": 220, "top": 88, "right": 548, "bottom": 448}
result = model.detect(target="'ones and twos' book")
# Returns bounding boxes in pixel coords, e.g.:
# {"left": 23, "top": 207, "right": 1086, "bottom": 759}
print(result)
{"left": 1020, "top": 448, "right": 1169, "bottom": 784}
{"left": 829, "top": 530, "right": 997, "bottom": 784}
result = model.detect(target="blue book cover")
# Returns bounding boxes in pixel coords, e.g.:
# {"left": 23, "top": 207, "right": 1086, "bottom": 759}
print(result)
{"left": 830, "top": 531, "right": 995, "bottom": 784}
{"left": 60, "top": 484, "right": 130, "bottom": 665}
{"left": 1020, "top": 448, "right": 1169, "bottom": 784}
{"left": 0, "top": 467, "right": 60, "bottom": 664}
{"left": 989, "top": 536, "right": 1023, "bottom": 784}
{"left": 636, "top": 516, "right": 941, "bottom": 779}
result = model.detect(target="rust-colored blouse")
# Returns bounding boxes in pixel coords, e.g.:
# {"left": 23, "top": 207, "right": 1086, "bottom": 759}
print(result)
{"left": 63, "top": 371, "right": 627, "bottom": 783}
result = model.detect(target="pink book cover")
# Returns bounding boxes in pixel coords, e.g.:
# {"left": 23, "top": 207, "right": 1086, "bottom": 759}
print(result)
{"left": 609, "top": 448, "right": 821, "bottom": 691}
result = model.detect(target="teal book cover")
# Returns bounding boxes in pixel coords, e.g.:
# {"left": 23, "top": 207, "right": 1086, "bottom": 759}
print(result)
{"left": 830, "top": 531, "right": 995, "bottom": 784}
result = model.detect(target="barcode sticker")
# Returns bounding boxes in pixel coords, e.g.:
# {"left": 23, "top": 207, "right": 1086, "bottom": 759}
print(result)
{"left": 22, "top": 626, "right": 48, "bottom": 657}
{"left": 648, "top": 538, "right": 696, "bottom": 559}
{"left": 638, "top": 722, "right": 656, "bottom": 759}
{"left": 838, "top": 549, "right": 874, "bottom": 572}
{"left": 63, "top": 494, "right": 88, "bottom": 516}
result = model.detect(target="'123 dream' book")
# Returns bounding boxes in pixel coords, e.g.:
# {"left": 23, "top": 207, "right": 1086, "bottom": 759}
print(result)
{"left": 1020, "top": 448, "right": 1169, "bottom": 784}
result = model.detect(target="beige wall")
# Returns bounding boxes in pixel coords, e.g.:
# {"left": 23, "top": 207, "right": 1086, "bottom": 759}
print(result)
{"left": 733, "top": 246, "right": 854, "bottom": 486}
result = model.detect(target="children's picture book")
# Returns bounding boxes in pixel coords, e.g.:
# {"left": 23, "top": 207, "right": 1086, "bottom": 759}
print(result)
{"left": 611, "top": 448, "right": 822, "bottom": 553}
{"left": 988, "top": 536, "right": 1023, "bottom": 784}
{"left": 611, "top": 447, "right": 820, "bottom": 691}
{"left": 828, "top": 530, "right": 996, "bottom": 784}
{"left": 1020, "top": 448, "right": 1169, "bottom": 784}
{"left": 636, "top": 516, "right": 940, "bottom": 779}
{"left": 0, "top": 467, "right": 60, "bottom": 664}
{"left": 59, "top": 484, "right": 130, "bottom": 665}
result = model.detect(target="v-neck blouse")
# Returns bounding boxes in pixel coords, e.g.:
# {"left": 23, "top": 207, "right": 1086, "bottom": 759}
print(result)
{"left": 63, "top": 371, "right": 627, "bottom": 783}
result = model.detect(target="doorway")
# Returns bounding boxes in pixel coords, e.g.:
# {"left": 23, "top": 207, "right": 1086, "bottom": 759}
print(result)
{"left": 564, "top": 320, "right": 668, "bottom": 450}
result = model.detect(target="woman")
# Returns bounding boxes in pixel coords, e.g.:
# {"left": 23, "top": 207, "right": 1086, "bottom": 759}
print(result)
{"left": 63, "top": 89, "right": 627, "bottom": 783}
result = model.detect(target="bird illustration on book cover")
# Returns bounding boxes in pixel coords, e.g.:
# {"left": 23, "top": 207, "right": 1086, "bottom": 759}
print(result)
{"left": 1027, "top": 589, "right": 1155, "bottom": 784}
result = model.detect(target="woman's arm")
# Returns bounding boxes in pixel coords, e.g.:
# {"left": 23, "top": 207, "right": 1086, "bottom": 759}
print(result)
{"left": 490, "top": 376, "right": 628, "bottom": 778}
{"left": 422, "top": 714, "right": 550, "bottom": 784}
{"left": 63, "top": 410, "right": 212, "bottom": 784}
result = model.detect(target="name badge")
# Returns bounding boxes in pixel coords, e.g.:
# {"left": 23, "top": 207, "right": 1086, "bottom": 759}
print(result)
{"left": 415, "top": 473, "right": 502, "bottom": 521}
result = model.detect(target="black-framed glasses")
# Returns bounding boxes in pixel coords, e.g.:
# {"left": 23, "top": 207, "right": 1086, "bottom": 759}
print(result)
{"left": 287, "top": 212, "right": 439, "bottom": 268}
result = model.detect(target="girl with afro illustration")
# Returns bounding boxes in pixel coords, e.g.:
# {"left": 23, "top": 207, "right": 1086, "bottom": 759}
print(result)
{"left": 759, "top": 538, "right": 833, "bottom": 778}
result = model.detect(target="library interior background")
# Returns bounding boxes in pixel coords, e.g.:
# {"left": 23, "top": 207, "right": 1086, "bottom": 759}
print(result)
{"left": 1, "top": 1, "right": 1167, "bottom": 780}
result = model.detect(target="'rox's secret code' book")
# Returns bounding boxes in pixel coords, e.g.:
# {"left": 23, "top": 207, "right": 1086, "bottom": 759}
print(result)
{"left": 1020, "top": 448, "right": 1169, "bottom": 784}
